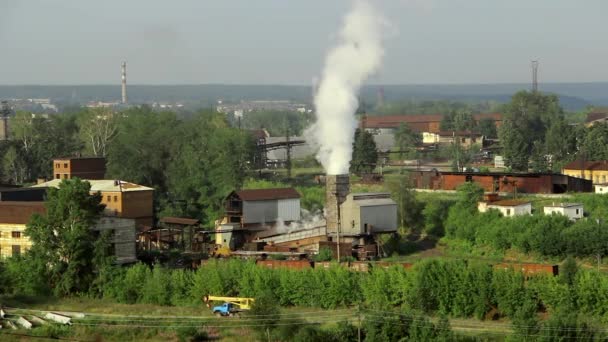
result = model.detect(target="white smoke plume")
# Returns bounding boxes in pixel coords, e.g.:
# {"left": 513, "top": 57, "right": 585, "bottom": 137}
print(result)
{"left": 308, "top": 0, "right": 386, "bottom": 175}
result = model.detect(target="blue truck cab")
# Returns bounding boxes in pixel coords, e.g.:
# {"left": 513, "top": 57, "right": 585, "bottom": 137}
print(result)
{"left": 213, "top": 302, "right": 236, "bottom": 316}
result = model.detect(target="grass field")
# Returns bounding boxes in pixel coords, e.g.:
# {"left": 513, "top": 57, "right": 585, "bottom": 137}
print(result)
{"left": 0, "top": 295, "right": 515, "bottom": 341}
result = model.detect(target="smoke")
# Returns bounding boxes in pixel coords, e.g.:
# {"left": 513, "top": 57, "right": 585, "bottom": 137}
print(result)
{"left": 274, "top": 209, "right": 326, "bottom": 235}
{"left": 307, "top": 0, "right": 386, "bottom": 175}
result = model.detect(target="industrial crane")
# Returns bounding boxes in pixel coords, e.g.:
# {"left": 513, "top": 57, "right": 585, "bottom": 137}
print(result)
{"left": 203, "top": 295, "right": 255, "bottom": 317}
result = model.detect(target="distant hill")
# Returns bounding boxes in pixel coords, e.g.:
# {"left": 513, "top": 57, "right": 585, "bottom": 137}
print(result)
{"left": 0, "top": 82, "right": 605, "bottom": 111}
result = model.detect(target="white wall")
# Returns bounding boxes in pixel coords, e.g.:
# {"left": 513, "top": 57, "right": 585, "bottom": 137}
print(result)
{"left": 596, "top": 185, "right": 608, "bottom": 194}
{"left": 277, "top": 198, "right": 300, "bottom": 222}
{"left": 487, "top": 203, "right": 531, "bottom": 217}
{"left": 544, "top": 206, "right": 583, "bottom": 220}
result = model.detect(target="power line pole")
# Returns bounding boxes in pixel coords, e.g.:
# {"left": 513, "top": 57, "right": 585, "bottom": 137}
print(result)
{"left": 531, "top": 60, "right": 539, "bottom": 92}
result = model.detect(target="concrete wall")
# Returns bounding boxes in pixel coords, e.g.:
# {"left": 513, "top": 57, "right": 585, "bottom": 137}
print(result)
{"left": 93, "top": 217, "right": 137, "bottom": 263}
{"left": 121, "top": 190, "right": 154, "bottom": 227}
{"left": 596, "top": 185, "right": 608, "bottom": 194}
{"left": 544, "top": 206, "right": 583, "bottom": 220}
{"left": 486, "top": 203, "right": 531, "bottom": 217}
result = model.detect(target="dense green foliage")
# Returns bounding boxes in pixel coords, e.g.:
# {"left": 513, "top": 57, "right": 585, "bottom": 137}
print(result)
{"left": 1, "top": 107, "right": 255, "bottom": 225}
{"left": 498, "top": 90, "right": 580, "bottom": 171}
{"left": 22, "top": 179, "right": 108, "bottom": 296}
{"left": 394, "top": 122, "right": 421, "bottom": 159}
{"left": 350, "top": 129, "right": 378, "bottom": 175}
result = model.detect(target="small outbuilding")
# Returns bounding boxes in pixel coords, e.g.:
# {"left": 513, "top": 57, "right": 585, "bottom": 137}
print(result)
{"left": 478, "top": 199, "right": 532, "bottom": 217}
{"left": 339, "top": 193, "right": 398, "bottom": 236}
{"left": 595, "top": 184, "right": 608, "bottom": 194}
{"left": 543, "top": 203, "right": 584, "bottom": 221}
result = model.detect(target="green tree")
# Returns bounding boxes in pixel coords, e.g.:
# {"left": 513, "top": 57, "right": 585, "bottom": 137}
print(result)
{"left": 394, "top": 122, "right": 421, "bottom": 158}
{"left": 248, "top": 291, "right": 281, "bottom": 338}
{"left": 106, "top": 108, "right": 179, "bottom": 192}
{"left": 25, "top": 178, "right": 105, "bottom": 296}
{"left": 77, "top": 108, "right": 118, "bottom": 157}
{"left": 350, "top": 128, "right": 378, "bottom": 175}
{"left": 499, "top": 91, "right": 565, "bottom": 171}
{"left": 580, "top": 123, "right": 608, "bottom": 160}
{"left": 165, "top": 111, "right": 254, "bottom": 224}
{"left": 559, "top": 256, "right": 578, "bottom": 286}
{"left": 386, "top": 175, "right": 423, "bottom": 230}
{"left": 478, "top": 118, "right": 497, "bottom": 139}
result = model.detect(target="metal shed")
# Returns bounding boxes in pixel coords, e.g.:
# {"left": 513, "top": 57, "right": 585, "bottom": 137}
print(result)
{"left": 340, "top": 193, "right": 397, "bottom": 236}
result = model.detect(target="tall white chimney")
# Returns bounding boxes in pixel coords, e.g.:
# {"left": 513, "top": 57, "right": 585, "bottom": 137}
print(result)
{"left": 121, "top": 61, "right": 127, "bottom": 104}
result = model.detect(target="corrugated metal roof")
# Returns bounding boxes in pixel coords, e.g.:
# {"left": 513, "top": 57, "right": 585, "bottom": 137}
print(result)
{"left": 362, "top": 113, "right": 502, "bottom": 128}
{"left": 355, "top": 198, "right": 397, "bottom": 207}
{"left": 32, "top": 179, "right": 154, "bottom": 192}
{"left": 160, "top": 217, "right": 200, "bottom": 225}
{"left": 236, "top": 188, "right": 300, "bottom": 201}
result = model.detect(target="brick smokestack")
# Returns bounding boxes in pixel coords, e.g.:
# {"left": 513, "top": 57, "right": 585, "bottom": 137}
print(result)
{"left": 326, "top": 174, "right": 350, "bottom": 234}
{"left": 121, "top": 61, "right": 127, "bottom": 104}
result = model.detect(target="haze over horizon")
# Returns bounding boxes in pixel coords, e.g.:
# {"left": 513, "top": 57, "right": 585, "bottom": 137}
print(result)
{"left": 1, "top": 0, "right": 607, "bottom": 85}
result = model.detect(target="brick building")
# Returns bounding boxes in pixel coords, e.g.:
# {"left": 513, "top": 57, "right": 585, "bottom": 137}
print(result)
{"left": 0, "top": 201, "right": 46, "bottom": 258}
{"left": 33, "top": 179, "right": 154, "bottom": 228}
{"left": 53, "top": 157, "right": 106, "bottom": 180}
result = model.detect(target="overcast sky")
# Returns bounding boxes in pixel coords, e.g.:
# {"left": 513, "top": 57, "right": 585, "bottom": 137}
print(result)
{"left": 1, "top": 0, "right": 606, "bottom": 85}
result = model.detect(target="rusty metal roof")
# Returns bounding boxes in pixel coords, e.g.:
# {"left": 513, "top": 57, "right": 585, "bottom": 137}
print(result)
{"left": 160, "top": 217, "right": 200, "bottom": 225}
{"left": 235, "top": 188, "right": 300, "bottom": 201}
{"left": 564, "top": 160, "right": 608, "bottom": 171}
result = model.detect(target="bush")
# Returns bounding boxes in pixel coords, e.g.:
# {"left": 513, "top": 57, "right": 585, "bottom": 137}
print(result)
{"left": 313, "top": 247, "right": 333, "bottom": 262}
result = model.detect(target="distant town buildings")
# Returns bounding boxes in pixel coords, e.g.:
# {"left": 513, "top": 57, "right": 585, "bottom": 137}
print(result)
{"left": 216, "top": 100, "right": 310, "bottom": 117}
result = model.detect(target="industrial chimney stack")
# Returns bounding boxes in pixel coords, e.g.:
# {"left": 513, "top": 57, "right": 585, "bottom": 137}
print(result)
{"left": 121, "top": 61, "right": 127, "bottom": 104}
{"left": 326, "top": 174, "right": 350, "bottom": 234}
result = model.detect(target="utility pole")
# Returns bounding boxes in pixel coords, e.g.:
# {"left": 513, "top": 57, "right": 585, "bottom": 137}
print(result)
{"left": 357, "top": 304, "right": 362, "bottom": 342}
{"left": 336, "top": 190, "right": 341, "bottom": 263}
{"left": 531, "top": 60, "right": 539, "bottom": 92}
{"left": 285, "top": 125, "right": 292, "bottom": 180}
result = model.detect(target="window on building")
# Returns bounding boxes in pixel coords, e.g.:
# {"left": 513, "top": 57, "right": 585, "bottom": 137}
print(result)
{"left": 506, "top": 209, "right": 511, "bottom": 216}
{"left": 596, "top": 176, "right": 600, "bottom": 183}
{"left": 604, "top": 175, "right": 607, "bottom": 183}
{"left": 56, "top": 174, "right": 60, "bottom": 179}
{"left": 107, "top": 195, "right": 111, "bottom": 202}
{"left": 55, "top": 163, "right": 60, "bottom": 168}
{"left": 64, "top": 163, "right": 68, "bottom": 168}
{"left": 114, "top": 195, "right": 118, "bottom": 202}
{"left": 12, "top": 245, "right": 20, "bottom": 256}
{"left": 11, "top": 231, "right": 21, "bottom": 238}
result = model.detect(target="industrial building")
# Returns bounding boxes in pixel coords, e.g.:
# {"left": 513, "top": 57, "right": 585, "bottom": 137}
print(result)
{"left": 0, "top": 201, "right": 46, "bottom": 258}
{"left": 52, "top": 156, "right": 106, "bottom": 180}
{"left": 421, "top": 131, "right": 484, "bottom": 147}
{"left": 410, "top": 170, "right": 592, "bottom": 194}
{"left": 360, "top": 113, "right": 502, "bottom": 134}
{"left": 0, "top": 200, "right": 136, "bottom": 262}
{"left": 339, "top": 193, "right": 398, "bottom": 236}
{"left": 562, "top": 160, "right": 608, "bottom": 185}
{"left": 217, "top": 188, "right": 301, "bottom": 249}
{"left": 33, "top": 179, "right": 154, "bottom": 228}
